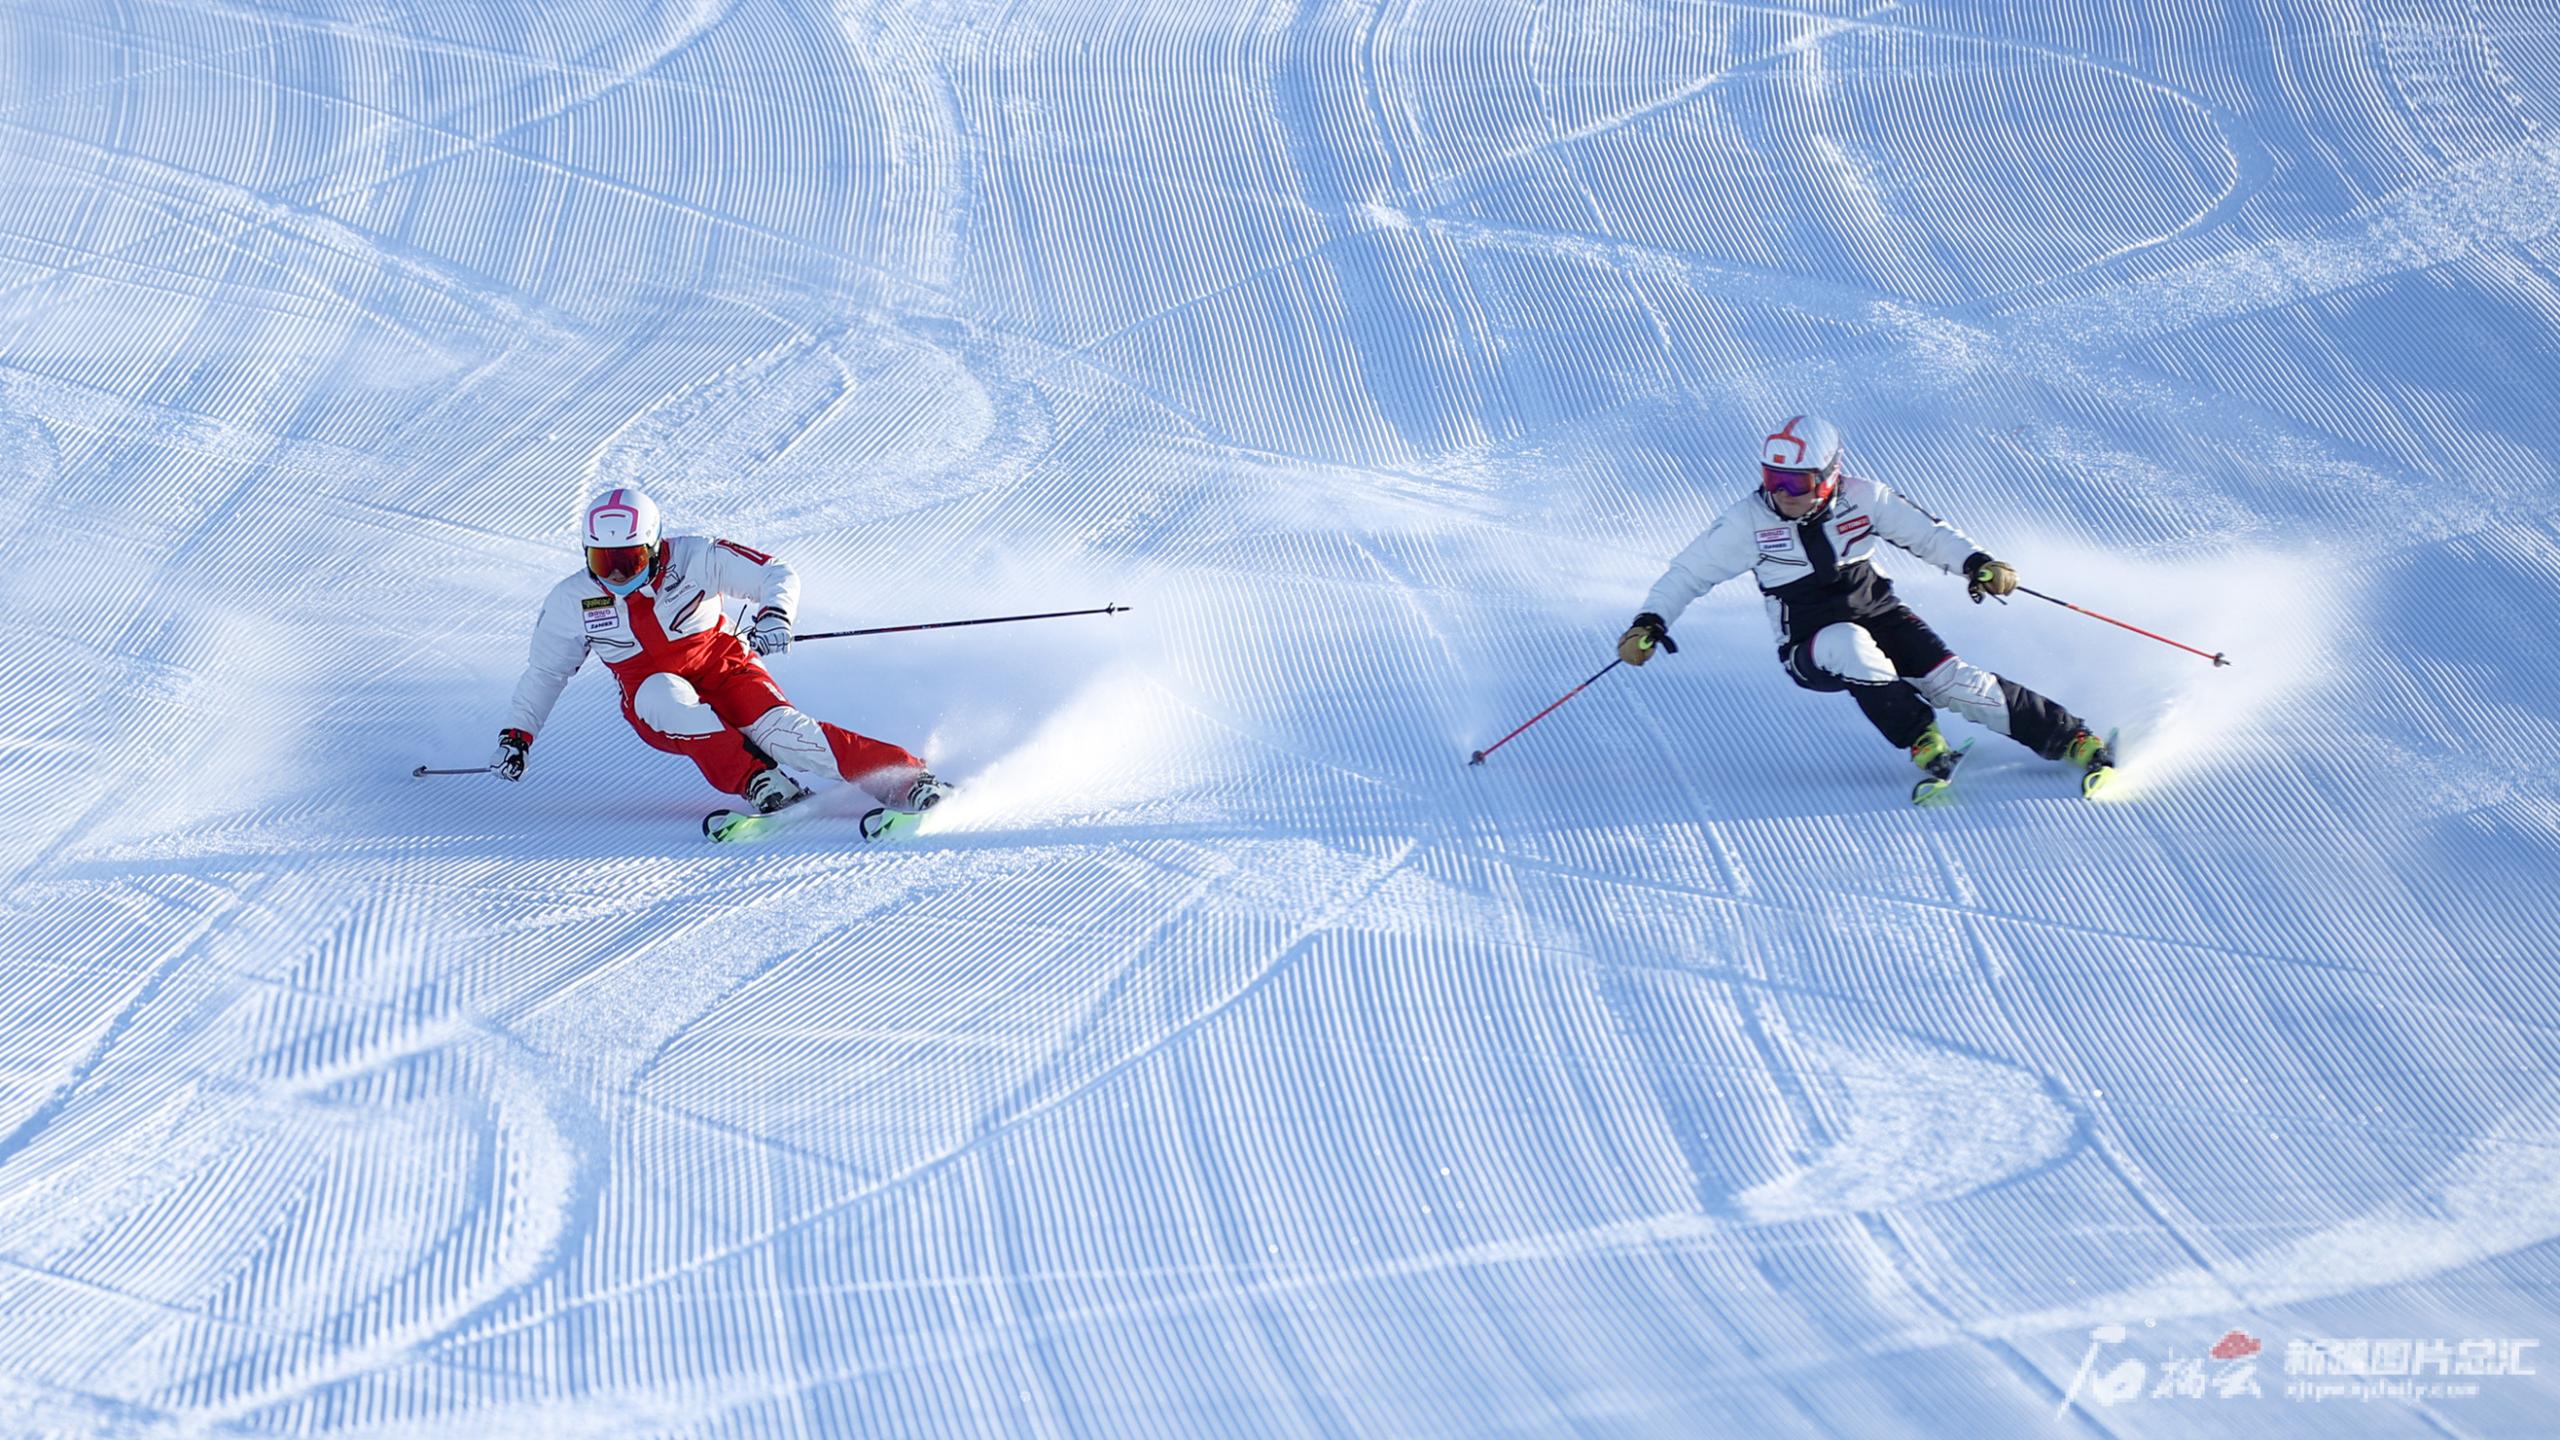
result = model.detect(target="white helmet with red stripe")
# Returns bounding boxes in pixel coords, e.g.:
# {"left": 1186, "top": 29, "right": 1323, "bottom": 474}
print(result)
{"left": 583, "top": 487, "right": 664, "bottom": 595}
{"left": 1760, "top": 415, "right": 1845, "bottom": 507}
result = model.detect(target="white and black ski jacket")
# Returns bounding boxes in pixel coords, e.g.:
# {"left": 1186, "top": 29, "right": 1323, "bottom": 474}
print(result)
{"left": 1640, "top": 474, "right": 1986, "bottom": 645}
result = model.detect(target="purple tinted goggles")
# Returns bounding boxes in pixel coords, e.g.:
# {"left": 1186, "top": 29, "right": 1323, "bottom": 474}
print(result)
{"left": 1761, "top": 457, "right": 1839, "bottom": 497}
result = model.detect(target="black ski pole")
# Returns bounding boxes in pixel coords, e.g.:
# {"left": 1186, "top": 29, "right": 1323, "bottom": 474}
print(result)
{"left": 798, "top": 603, "right": 1129, "bottom": 643}
{"left": 1468, "top": 659, "right": 1624, "bottom": 767}
{"left": 411, "top": 765, "right": 488, "bottom": 777}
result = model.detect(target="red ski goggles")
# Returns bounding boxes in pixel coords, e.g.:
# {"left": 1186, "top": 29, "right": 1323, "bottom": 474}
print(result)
{"left": 586, "top": 543, "right": 652, "bottom": 585}
{"left": 1761, "top": 457, "right": 1840, "bottom": 498}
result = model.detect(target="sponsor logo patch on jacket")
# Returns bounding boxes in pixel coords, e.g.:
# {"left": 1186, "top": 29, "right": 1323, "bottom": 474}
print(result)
{"left": 581, "top": 595, "right": 617, "bottom": 631}
{"left": 1755, "top": 527, "right": 1791, "bottom": 552}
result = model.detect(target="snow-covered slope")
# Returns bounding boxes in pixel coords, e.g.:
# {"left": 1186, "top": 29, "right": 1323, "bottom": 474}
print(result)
{"left": 3, "top": 0, "right": 2557, "bottom": 1434}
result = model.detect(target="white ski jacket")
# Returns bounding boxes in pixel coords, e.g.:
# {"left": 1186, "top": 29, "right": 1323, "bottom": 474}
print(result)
{"left": 506, "top": 535, "right": 799, "bottom": 735}
{"left": 1640, "top": 474, "right": 1986, "bottom": 645}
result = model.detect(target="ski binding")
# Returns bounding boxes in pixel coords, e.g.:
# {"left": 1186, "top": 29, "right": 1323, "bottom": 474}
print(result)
{"left": 1910, "top": 739, "right": 1976, "bottom": 805}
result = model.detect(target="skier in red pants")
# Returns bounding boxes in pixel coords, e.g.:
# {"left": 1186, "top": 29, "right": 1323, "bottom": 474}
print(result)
{"left": 490, "top": 487, "right": 950, "bottom": 827}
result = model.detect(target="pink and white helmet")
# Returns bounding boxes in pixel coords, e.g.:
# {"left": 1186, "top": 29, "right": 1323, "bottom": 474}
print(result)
{"left": 583, "top": 487, "right": 664, "bottom": 594}
{"left": 1760, "top": 415, "right": 1845, "bottom": 505}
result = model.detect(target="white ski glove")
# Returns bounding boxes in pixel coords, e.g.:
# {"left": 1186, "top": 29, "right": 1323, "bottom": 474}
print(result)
{"left": 491, "top": 728, "right": 532, "bottom": 781}
{"left": 746, "top": 607, "right": 792, "bottom": 658}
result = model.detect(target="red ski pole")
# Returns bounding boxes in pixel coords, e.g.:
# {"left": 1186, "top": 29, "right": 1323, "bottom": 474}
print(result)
{"left": 1468, "top": 659, "right": 1625, "bottom": 767}
{"left": 2014, "top": 585, "right": 2230, "bottom": 667}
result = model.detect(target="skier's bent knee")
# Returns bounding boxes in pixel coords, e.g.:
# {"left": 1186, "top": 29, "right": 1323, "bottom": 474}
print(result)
{"left": 632, "top": 672, "right": 724, "bottom": 737}
{"left": 1808, "top": 622, "right": 1898, "bottom": 686}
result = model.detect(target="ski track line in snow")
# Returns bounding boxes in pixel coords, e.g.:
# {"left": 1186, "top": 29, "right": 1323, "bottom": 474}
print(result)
{"left": 0, "top": 830, "right": 1259, "bottom": 1414}
{"left": 0, "top": 0, "right": 943, "bottom": 372}
{"left": 2010, "top": 132, "right": 2560, "bottom": 348}
{"left": 1977, "top": 1081, "right": 2560, "bottom": 1340}
{"left": 0, "top": 117, "right": 571, "bottom": 348}
{"left": 1391, "top": 0, "right": 2257, "bottom": 305}
{"left": 0, "top": 876, "right": 273, "bottom": 1179}
{"left": 431, "top": 837, "right": 1423, "bottom": 1354}
{"left": 1441, "top": 826, "right": 2393, "bottom": 988}
{"left": 1383, "top": 4, "right": 2242, "bottom": 306}
{"left": 527, "top": 1000, "right": 2092, "bottom": 1419}
{"left": 164, "top": 1050, "right": 597, "bottom": 1432}
{"left": 0, "top": 875, "right": 600, "bottom": 1423}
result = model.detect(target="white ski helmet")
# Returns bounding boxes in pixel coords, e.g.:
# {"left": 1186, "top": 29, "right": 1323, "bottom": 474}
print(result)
{"left": 583, "top": 486, "right": 664, "bottom": 595}
{"left": 1760, "top": 414, "right": 1845, "bottom": 506}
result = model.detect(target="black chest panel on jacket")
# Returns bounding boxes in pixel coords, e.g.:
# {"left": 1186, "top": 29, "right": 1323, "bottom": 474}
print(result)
{"left": 1765, "top": 505, "right": 1896, "bottom": 640}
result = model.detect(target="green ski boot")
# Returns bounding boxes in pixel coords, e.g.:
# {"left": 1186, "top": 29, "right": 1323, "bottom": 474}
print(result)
{"left": 1908, "top": 723, "right": 1973, "bottom": 805}
{"left": 2064, "top": 727, "right": 2119, "bottom": 799}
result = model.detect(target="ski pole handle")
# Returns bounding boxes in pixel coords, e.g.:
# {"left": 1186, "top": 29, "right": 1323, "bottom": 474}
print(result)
{"left": 2014, "top": 585, "right": 2230, "bottom": 667}
{"left": 799, "top": 603, "right": 1129, "bottom": 642}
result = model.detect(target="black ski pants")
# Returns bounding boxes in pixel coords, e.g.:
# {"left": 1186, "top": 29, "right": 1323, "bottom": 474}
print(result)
{"left": 1777, "top": 604, "right": 2085, "bottom": 758}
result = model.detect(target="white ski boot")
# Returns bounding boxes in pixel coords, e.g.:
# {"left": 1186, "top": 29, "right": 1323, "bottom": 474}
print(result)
{"left": 860, "top": 772, "right": 953, "bottom": 842}
{"left": 744, "top": 765, "right": 811, "bottom": 815}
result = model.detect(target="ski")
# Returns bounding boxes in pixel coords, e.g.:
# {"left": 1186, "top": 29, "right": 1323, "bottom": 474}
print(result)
{"left": 706, "top": 774, "right": 951, "bottom": 845}
{"left": 702, "top": 789, "right": 814, "bottom": 843}
{"left": 703, "top": 808, "right": 769, "bottom": 842}
{"left": 705, "top": 801, "right": 937, "bottom": 845}
{"left": 1909, "top": 739, "right": 1976, "bottom": 805}
{"left": 858, "top": 806, "right": 930, "bottom": 842}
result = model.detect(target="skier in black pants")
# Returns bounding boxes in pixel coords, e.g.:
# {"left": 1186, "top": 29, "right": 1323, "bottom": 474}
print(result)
{"left": 1617, "top": 415, "right": 2115, "bottom": 793}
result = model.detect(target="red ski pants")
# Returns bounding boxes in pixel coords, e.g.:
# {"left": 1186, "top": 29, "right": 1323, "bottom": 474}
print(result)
{"left": 610, "top": 637, "right": 922, "bottom": 798}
